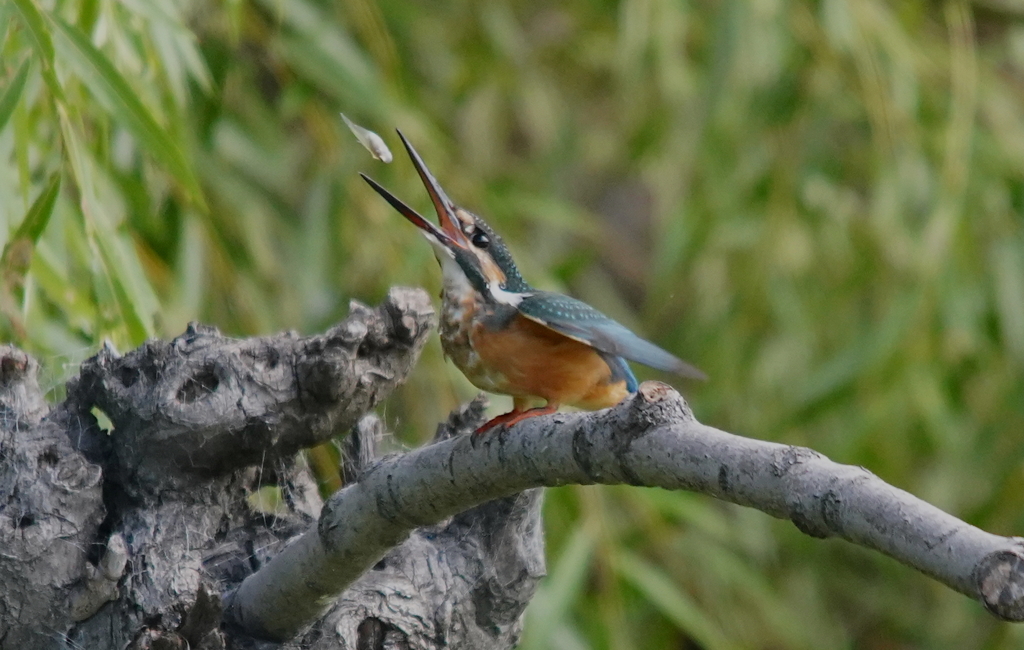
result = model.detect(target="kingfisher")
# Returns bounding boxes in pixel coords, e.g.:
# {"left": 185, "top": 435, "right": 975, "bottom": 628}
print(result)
{"left": 361, "top": 131, "right": 705, "bottom": 433}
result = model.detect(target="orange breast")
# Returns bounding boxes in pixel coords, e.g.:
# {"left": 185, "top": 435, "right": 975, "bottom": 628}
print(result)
{"left": 470, "top": 313, "right": 630, "bottom": 410}
{"left": 439, "top": 290, "right": 512, "bottom": 393}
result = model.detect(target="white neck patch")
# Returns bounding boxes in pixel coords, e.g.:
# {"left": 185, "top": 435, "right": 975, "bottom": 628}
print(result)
{"left": 489, "top": 283, "right": 528, "bottom": 306}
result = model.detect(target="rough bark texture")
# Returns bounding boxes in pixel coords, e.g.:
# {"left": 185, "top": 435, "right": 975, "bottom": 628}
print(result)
{"left": 0, "top": 288, "right": 437, "bottom": 649}
{"left": 293, "top": 405, "right": 545, "bottom": 650}
{"left": 222, "top": 380, "right": 1024, "bottom": 643}
{"left": 223, "top": 399, "right": 547, "bottom": 649}
{"left": 2, "top": 285, "right": 1023, "bottom": 650}
{"left": 0, "top": 348, "right": 104, "bottom": 650}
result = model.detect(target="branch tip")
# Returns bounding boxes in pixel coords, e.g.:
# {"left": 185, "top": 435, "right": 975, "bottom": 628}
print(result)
{"left": 628, "top": 381, "right": 694, "bottom": 429}
{"left": 0, "top": 346, "right": 33, "bottom": 383}
{"left": 0, "top": 344, "right": 47, "bottom": 423}
{"left": 975, "top": 544, "right": 1024, "bottom": 621}
{"left": 384, "top": 286, "right": 436, "bottom": 344}
{"left": 637, "top": 380, "right": 676, "bottom": 403}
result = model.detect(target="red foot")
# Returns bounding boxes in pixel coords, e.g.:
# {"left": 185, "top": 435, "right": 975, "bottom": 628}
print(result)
{"left": 474, "top": 405, "right": 558, "bottom": 435}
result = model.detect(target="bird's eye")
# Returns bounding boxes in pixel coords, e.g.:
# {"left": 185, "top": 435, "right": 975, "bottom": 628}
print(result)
{"left": 471, "top": 230, "right": 490, "bottom": 248}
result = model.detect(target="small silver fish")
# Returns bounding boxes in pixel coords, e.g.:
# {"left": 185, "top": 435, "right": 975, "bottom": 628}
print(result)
{"left": 340, "top": 113, "right": 392, "bottom": 163}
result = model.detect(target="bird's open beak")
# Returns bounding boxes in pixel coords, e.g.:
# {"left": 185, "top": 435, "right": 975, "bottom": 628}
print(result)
{"left": 359, "top": 130, "right": 471, "bottom": 255}
{"left": 359, "top": 172, "right": 461, "bottom": 251}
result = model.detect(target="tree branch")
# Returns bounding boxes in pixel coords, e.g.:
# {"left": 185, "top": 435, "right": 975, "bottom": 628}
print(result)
{"left": 225, "top": 383, "right": 1024, "bottom": 641}
{"left": 5, "top": 285, "right": 1021, "bottom": 648}
{"left": 0, "top": 288, "right": 436, "bottom": 649}
{"left": 57, "top": 286, "right": 435, "bottom": 497}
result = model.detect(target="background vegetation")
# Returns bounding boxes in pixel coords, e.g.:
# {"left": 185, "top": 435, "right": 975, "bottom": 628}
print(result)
{"left": 3, "top": 0, "right": 1024, "bottom": 647}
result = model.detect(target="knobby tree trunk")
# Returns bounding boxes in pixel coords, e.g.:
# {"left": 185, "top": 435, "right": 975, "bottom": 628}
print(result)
{"left": 1, "top": 286, "right": 1023, "bottom": 650}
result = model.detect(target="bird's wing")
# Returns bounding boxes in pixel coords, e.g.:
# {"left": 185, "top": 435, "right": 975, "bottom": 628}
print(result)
{"left": 516, "top": 291, "right": 707, "bottom": 380}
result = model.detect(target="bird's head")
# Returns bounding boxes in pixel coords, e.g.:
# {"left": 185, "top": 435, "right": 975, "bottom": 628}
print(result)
{"left": 361, "top": 131, "right": 529, "bottom": 306}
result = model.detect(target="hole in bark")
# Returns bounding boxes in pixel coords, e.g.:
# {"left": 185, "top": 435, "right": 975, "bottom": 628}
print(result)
{"left": 16, "top": 513, "right": 34, "bottom": 528}
{"left": 243, "top": 347, "right": 280, "bottom": 371}
{"left": 177, "top": 366, "right": 220, "bottom": 403}
{"left": 37, "top": 446, "right": 59, "bottom": 467}
{"left": 0, "top": 354, "right": 26, "bottom": 379}
{"left": 117, "top": 365, "right": 141, "bottom": 387}
{"left": 357, "top": 618, "right": 386, "bottom": 650}
{"left": 372, "top": 558, "right": 387, "bottom": 571}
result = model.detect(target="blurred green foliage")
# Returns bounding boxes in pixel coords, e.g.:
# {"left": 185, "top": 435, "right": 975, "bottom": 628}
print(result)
{"left": 3, "top": 0, "right": 1024, "bottom": 647}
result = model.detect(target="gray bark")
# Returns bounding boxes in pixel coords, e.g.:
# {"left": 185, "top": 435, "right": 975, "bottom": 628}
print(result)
{"left": 1, "top": 285, "right": 1023, "bottom": 650}
{"left": 1, "top": 288, "right": 436, "bottom": 649}
{"left": 223, "top": 382, "right": 1024, "bottom": 644}
{"left": 0, "top": 349, "right": 105, "bottom": 650}
{"left": 223, "top": 398, "right": 546, "bottom": 650}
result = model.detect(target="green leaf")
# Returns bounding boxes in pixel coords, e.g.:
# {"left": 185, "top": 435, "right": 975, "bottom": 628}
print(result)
{"left": 12, "top": 0, "right": 53, "bottom": 58}
{"left": 11, "top": 172, "right": 60, "bottom": 244}
{"left": 31, "top": 242, "right": 99, "bottom": 333}
{"left": 0, "top": 58, "right": 31, "bottom": 134}
{"left": 50, "top": 18, "right": 205, "bottom": 206}
{"left": 10, "top": 0, "right": 63, "bottom": 100}
{"left": 0, "top": 173, "right": 60, "bottom": 329}
{"left": 120, "top": 0, "right": 214, "bottom": 98}
{"left": 1, "top": 172, "right": 60, "bottom": 294}
{"left": 95, "top": 232, "right": 157, "bottom": 344}
{"left": 59, "top": 111, "right": 157, "bottom": 344}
